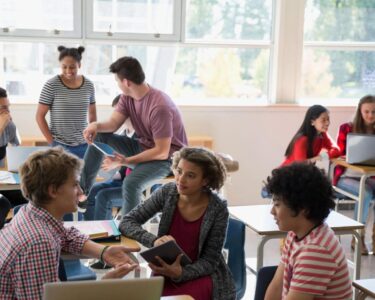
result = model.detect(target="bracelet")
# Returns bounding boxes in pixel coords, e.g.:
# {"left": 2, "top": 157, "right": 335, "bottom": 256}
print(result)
{"left": 100, "top": 246, "right": 109, "bottom": 265}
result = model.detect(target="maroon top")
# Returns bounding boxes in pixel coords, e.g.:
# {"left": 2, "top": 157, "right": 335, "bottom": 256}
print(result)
{"left": 162, "top": 207, "right": 213, "bottom": 300}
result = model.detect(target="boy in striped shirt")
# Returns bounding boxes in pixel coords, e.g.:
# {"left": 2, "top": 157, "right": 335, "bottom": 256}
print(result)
{"left": 265, "top": 163, "right": 352, "bottom": 300}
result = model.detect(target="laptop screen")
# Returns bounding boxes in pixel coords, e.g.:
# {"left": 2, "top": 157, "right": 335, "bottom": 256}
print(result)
{"left": 346, "top": 133, "right": 375, "bottom": 166}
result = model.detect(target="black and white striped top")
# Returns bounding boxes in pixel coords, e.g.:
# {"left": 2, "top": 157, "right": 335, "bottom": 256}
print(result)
{"left": 39, "top": 75, "right": 96, "bottom": 146}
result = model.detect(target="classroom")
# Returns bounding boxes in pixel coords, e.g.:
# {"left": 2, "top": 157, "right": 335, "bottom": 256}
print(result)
{"left": 1, "top": 1, "right": 375, "bottom": 299}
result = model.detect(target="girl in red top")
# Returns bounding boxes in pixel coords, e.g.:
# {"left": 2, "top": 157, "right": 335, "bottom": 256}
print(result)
{"left": 335, "top": 95, "right": 375, "bottom": 255}
{"left": 282, "top": 105, "right": 340, "bottom": 166}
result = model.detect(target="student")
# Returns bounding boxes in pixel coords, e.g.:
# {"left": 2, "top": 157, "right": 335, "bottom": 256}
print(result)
{"left": 80, "top": 56, "right": 187, "bottom": 217}
{"left": 335, "top": 94, "right": 375, "bottom": 255}
{"left": 265, "top": 163, "right": 352, "bottom": 300}
{"left": 0, "top": 87, "right": 27, "bottom": 206}
{"left": 282, "top": 105, "right": 340, "bottom": 166}
{"left": 36, "top": 46, "right": 97, "bottom": 159}
{"left": 0, "top": 147, "right": 138, "bottom": 299}
{"left": 120, "top": 147, "right": 236, "bottom": 300}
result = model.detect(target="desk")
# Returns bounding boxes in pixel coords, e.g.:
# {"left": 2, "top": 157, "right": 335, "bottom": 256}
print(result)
{"left": 353, "top": 279, "right": 375, "bottom": 299}
{"left": 330, "top": 158, "right": 375, "bottom": 223}
{"left": 228, "top": 205, "right": 364, "bottom": 279}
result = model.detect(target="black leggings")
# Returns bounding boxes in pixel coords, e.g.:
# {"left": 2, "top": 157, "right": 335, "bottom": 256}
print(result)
{"left": 0, "top": 194, "right": 11, "bottom": 229}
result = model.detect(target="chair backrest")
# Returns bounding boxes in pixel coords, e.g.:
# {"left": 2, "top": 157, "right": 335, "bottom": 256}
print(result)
{"left": 254, "top": 266, "right": 277, "bottom": 300}
{"left": 224, "top": 218, "right": 246, "bottom": 299}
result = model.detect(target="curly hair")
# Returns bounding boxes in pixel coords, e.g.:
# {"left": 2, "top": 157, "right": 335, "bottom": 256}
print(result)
{"left": 19, "top": 147, "right": 82, "bottom": 206}
{"left": 171, "top": 147, "right": 227, "bottom": 191}
{"left": 265, "top": 162, "right": 335, "bottom": 223}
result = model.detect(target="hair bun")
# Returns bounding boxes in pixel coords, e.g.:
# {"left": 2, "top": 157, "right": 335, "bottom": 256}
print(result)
{"left": 57, "top": 45, "right": 66, "bottom": 52}
{"left": 77, "top": 46, "right": 85, "bottom": 55}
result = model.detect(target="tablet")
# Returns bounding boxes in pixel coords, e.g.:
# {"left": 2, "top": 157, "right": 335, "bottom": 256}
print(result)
{"left": 140, "top": 240, "right": 192, "bottom": 266}
{"left": 92, "top": 142, "right": 115, "bottom": 157}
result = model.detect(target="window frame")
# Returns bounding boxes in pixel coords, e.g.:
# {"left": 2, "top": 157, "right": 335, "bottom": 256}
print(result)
{"left": 0, "top": 0, "right": 82, "bottom": 38}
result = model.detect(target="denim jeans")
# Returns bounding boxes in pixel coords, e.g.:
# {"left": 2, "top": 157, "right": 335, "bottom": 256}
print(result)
{"left": 84, "top": 179, "right": 123, "bottom": 220}
{"left": 80, "top": 133, "right": 172, "bottom": 215}
{"left": 336, "top": 176, "right": 375, "bottom": 224}
{"left": 52, "top": 141, "right": 88, "bottom": 159}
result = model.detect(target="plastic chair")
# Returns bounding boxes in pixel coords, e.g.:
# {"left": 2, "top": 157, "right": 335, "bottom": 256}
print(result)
{"left": 254, "top": 265, "right": 277, "bottom": 300}
{"left": 224, "top": 218, "right": 247, "bottom": 299}
{"left": 13, "top": 204, "right": 96, "bottom": 281}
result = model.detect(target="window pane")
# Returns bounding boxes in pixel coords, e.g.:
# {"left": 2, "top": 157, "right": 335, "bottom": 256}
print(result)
{"left": 185, "top": 0, "right": 273, "bottom": 41}
{"left": 304, "top": 0, "right": 375, "bottom": 42}
{"left": 301, "top": 49, "right": 375, "bottom": 104}
{"left": 93, "top": 0, "right": 174, "bottom": 34}
{"left": 0, "top": 0, "right": 74, "bottom": 31}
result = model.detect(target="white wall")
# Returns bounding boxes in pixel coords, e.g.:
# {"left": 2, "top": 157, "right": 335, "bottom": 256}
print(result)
{"left": 11, "top": 104, "right": 355, "bottom": 206}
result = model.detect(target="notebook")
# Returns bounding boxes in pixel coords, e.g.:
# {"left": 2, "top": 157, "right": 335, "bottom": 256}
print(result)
{"left": 346, "top": 133, "right": 375, "bottom": 166}
{"left": 6, "top": 146, "right": 50, "bottom": 172}
{"left": 43, "top": 277, "right": 164, "bottom": 300}
{"left": 64, "top": 220, "right": 121, "bottom": 241}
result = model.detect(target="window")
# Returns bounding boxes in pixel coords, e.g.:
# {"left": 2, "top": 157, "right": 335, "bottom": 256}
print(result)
{"left": 0, "top": 0, "right": 81, "bottom": 38}
{"left": 301, "top": 0, "right": 375, "bottom": 105}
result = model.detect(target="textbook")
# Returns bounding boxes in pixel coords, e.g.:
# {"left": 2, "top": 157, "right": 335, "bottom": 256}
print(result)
{"left": 64, "top": 220, "right": 121, "bottom": 241}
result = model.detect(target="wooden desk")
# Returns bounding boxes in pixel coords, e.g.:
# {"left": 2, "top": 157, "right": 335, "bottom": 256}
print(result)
{"left": 353, "top": 279, "right": 375, "bottom": 300}
{"left": 228, "top": 205, "right": 364, "bottom": 279}
{"left": 162, "top": 296, "right": 194, "bottom": 300}
{"left": 330, "top": 158, "right": 375, "bottom": 222}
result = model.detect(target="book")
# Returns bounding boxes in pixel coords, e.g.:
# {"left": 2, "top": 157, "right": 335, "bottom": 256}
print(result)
{"left": 92, "top": 142, "right": 115, "bottom": 157}
{"left": 140, "top": 240, "right": 192, "bottom": 267}
{"left": 64, "top": 220, "right": 121, "bottom": 241}
{"left": 0, "top": 171, "right": 19, "bottom": 184}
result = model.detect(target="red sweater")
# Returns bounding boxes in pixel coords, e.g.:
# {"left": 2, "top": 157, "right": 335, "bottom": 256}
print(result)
{"left": 282, "top": 132, "right": 340, "bottom": 166}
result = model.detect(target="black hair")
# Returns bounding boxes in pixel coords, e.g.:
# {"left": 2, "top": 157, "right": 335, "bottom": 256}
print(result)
{"left": 265, "top": 162, "right": 335, "bottom": 223}
{"left": 0, "top": 87, "right": 7, "bottom": 98}
{"left": 285, "top": 105, "right": 328, "bottom": 158}
{"left": 57, "top": 45, "right": 85, "bottom": 63}
{"left": 109, "top": 56, "right": 145, "bottom": 84}
{"left": 111, "top": 94, "right": 121, "bottom": 107}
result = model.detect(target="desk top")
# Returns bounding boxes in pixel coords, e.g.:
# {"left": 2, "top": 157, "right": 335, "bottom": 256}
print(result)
{"left": 101, "top": 235, "right": 141, "bottom": 251}
{"left": 353, "top": 279, "right": 375, "bottom": 297}
{"left": 229, "top": 205, "right": 364, "bottom": 235}
{"left": 331, "top": 158, "right": 375, "bottom": 174}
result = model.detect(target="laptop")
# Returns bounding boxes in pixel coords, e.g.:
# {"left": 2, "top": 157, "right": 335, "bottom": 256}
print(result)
{"left": 43, "top": 277, "right": 164, "bottom": 300}
{"left": 346, "top": 133, "right": 375, "bottom": 166}
{"left": 6, "top": 146, "right": 50, "bottom": 172}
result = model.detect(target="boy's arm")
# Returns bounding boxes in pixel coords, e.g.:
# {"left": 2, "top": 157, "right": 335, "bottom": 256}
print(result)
{"left": 265, "top": 263, "right": 284, "bottom": 300}
{"left": 286, "top": 291, "right": 315, "bottom": 300}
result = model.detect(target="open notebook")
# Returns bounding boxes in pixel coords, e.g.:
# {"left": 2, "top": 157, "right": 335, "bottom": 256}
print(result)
{"left": 64, "top": 220, "right": 121, "bottom": 241}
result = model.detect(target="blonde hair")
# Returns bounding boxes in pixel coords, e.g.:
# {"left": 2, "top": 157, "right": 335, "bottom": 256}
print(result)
{"left": 171, "top": 147, "right": 227, "bottom": 191}
{"left": 19, "top": 147, "right": 82, "bottom": 206}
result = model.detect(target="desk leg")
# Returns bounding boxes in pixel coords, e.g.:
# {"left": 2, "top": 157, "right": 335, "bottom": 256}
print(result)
{"left": 256, "top": 235, "right": 285, "bottom": 273}
{"left": 352, "top": 230, "right": 362, "bottom": 280}
{"left": 357, "top": 175, "right": 368, "bottom": 222}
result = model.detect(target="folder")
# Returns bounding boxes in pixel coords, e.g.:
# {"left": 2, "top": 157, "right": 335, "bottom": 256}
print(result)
{"left": 64, "top": 220, "right": 121, "bottom": 241}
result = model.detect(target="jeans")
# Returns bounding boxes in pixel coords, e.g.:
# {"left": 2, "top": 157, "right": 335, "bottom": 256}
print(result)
{"left": 80, "top": 133, "right": 172, "bottom": 215}
{"left": 84, "top": 179, "right": 123, "bottom": 220}
{"left": 52, "top": 141, "right": 88, "bottom": 159}
{"left": 336, "top": 177, "right": 375, "bottom": 224}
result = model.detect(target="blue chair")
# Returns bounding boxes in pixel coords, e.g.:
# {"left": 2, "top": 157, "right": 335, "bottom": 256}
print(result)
{"left": 224, "top": 218, "right": 247, "bottom": 299}
{"left": 13, "top": 204, "right": 96, "bottom": 281}
{"left": 254, "top": 265, "right": 277, "bottom": 300}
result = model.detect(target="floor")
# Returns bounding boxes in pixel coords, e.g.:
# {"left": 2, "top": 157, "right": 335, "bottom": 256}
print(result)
{"left": 91, "top": 206, "right": 375, "bottom": 300}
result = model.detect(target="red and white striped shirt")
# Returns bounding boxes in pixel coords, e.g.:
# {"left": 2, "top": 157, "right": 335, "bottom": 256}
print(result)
{"left": 0, "top": 203, "right": 88, "bottom": 300}
{"left": 281, "top": 223, "right": 352, "bottom": 299}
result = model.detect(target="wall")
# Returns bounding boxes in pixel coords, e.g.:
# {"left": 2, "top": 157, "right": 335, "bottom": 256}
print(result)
{"left": 11, "top": 104, "right": 355, "bottom": 206}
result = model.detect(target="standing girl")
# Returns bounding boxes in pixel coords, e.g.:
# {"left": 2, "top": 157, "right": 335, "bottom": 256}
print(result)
{"left": 334, "top": 95, "right": 375, "bottom": 255}
{"left": 36, "top": 46, "right": 97, "bottom": 158}
{"left": 282, "top": 105, "right": 340, "bottom": 166}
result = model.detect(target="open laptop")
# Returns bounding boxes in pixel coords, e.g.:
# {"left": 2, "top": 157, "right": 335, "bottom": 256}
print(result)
{"left": 346, "top": 133, "right": 375, "bottom": 166}
{"left": 43, "top": 277, "right": 164, "bottom": 300}
{"left": 6, "top": 146, "right": 50, "bottom": 172}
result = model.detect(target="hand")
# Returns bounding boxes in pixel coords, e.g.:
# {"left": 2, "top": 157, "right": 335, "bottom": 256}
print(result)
{"left": 148, "top": 254, "right": 183, "bottom": 280}
{"left": 308, "top": 155, "right": 321, "bottom": 164}
{"left": 153, "top": 235, "right": 175, "bottom": 247}
{"left": 83, "top": 122, "right": 98, "bottom": 144}
{"left": 101, "top": 153, "right": 127, "bottom": 171}
{"left": 102, "top": 245, "right": 140, "bottom": 268}
{"left": 101, "top": 263, "right": 139, "bottom": 279}
{"left": 0, "top": 111, "right": 11, "bottom": 132}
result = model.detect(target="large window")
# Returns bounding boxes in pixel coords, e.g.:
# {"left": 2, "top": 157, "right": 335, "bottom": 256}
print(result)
{"left": 301, "top": 0, "right": 375, "bottom": 105}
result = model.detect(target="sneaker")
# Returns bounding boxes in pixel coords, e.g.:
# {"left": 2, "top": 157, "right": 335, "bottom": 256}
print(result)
{"left": 77, "top": 194, "right": 88, "bottom": 213}
{"left": 90, "top": 260, "right": 112, "bottom": 270}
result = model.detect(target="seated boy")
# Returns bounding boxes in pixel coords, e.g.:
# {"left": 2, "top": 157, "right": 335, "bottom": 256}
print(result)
{"left": 264, "top": 163, "right": 352, "bottom": 300}
{"left": 0, "top": 147, "right": 138, "bottom": 299}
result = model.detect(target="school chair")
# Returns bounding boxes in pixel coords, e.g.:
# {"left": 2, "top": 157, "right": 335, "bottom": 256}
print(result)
{"left": 254, "top": 265, "right": 277, "bottom": 300}
{"left": 224, "top": 218, "right": 247, "bottom": 299}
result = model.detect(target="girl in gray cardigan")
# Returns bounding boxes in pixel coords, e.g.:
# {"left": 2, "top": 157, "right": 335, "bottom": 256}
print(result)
{"left": 119, "top": 147, "right": 236, "bottom": 300}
